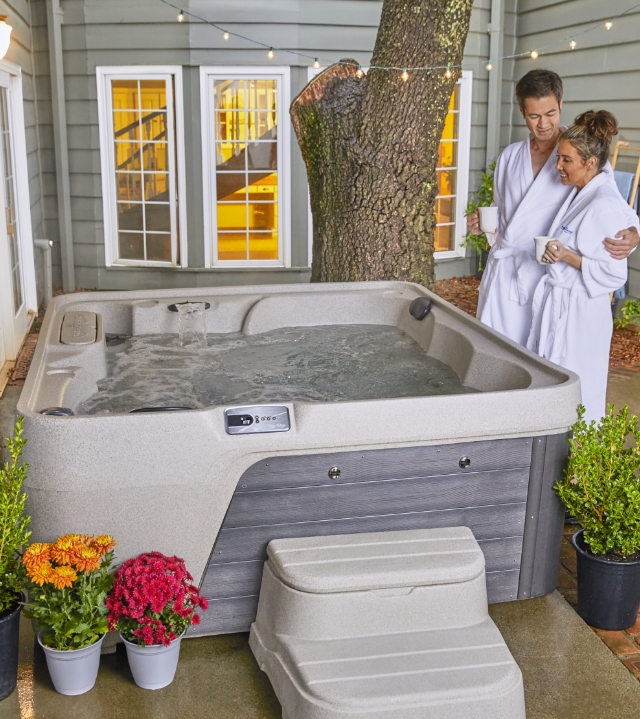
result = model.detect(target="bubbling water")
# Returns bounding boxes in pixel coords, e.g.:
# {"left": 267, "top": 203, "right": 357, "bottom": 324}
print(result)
{"left": 78, "top": 324, "right": 477, "bottom": 415}
{"left": 176, "top": 302, "right": 207, "bottom": 348}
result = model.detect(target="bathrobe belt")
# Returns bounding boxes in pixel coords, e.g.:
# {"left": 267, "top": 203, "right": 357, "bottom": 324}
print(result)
{"left": 489, "top": 242, "right": 537, "bottom": 306}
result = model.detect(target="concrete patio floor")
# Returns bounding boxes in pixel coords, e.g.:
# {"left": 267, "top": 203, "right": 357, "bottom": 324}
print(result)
{"left": 2, "top": 370, "right": 640, "bottom": 717}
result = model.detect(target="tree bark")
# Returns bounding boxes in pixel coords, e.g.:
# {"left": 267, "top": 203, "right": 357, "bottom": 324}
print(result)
{"left": 291, "top": 0, "right": 474, "bottom": 287}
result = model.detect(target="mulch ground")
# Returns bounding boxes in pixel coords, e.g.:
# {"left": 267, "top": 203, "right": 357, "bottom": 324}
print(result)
{"left": 433, "top": 276, "right": 640, "bottom": 376}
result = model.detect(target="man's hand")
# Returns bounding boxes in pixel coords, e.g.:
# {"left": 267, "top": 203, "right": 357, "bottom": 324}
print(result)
{"left": 604, "top": 226, "right": 640, "bottom": 260}
{"left": 467, "top": 210, "right": 481, "bottom": 235}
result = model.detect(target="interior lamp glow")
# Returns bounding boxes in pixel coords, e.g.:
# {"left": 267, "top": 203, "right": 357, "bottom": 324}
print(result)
{"left": 0, "top": 16, "right": 12, "bottom": 60}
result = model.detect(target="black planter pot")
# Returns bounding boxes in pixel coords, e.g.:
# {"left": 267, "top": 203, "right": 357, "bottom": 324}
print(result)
{"left": 475, "top": 249, "right": 490, "bottom": 279}
{"left": 0, "top": 598, "right": 22, "bottom": 701}
{"left": 572, "top": 530, "right": 640, "bottom": 630}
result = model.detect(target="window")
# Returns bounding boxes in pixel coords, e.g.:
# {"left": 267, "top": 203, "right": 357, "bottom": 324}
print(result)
{"left": 97, "top": 67, "right": 187, "bottom": 267}
{"left": 306, "top": 68, "right": 472, "bottom": 262}
{"left": 201, "top": 67, "right": 291, "bottom": 267}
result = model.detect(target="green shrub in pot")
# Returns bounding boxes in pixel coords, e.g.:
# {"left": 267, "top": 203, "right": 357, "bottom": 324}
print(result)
{"left": 555, "top": 404, "right": 640, "bottom": 629}
{"left": 0, "top": 417, "right": 31, "bottom": 700}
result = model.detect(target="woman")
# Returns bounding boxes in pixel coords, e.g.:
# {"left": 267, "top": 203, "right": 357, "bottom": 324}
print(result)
{"left": 526, "top": 111, "right": 639, "bottom": 423}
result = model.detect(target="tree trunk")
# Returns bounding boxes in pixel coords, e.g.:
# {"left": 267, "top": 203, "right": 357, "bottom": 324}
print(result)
{"left": 291, "top": 0, "right": 474, "bottom": 287}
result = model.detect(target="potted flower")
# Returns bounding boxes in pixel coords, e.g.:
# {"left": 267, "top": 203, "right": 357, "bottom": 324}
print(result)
{"left": 556, "top": 404, "right": 640, "bottom": 630}
{"left": 0, "top": 418, "right": 31, "bottom": 701}
{"left": 107, "top": 552, "right": 208, "bottom": 690}
{"left": 22, "top": 533, "right": 116, "bottom": 695}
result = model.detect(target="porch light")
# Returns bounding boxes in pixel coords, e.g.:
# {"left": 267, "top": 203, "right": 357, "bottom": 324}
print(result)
{"left": 605, "top": 21, "right": 613, "bottom": 30}
{"left": 177, "top": 10, "right": 184, "bottom": 22}
{"left": 0, "top": 16, "right": 12, "bottom": 60}
{"left": 401, "top": 69, "right": 409, "bottom": 81}
{"left": 445, "top": 65, "right": 452, "bottom": 78}
{"left": 268, "top": 47, "right": 274, "bottom": 59}
{"left": 223, "top": 32, "right": 230, "bottom": 41}
{"left": 569, "top": 37, "right": 577, "bottom": 50}
{"left": 486, "top": 61, "right": 493, "bottom": 71}
{"left": 530, "top": 50, "right": 539, "bottom": 59}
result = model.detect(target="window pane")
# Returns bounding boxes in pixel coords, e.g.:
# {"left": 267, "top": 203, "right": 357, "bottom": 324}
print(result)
{"left": 448, "top": 85, "right": 460, "bottom": 111}
{"left": 146, "top": 233, "right": 172, "bottom": 262}
{"left": 141, "top": 110, "right": 166, "bottom": 142}
{"left": 436, "top": 169, "right": 456, "bottom": 196}
{"left": 434, "top": 224, "right": 455, "bottom": 252}
{"left": 247, "top": 142, "right": 277, "bottom": 171}
{"left": 247, "top": 173, "right": 277, "bottom": 202}
{"left": 218, "top": 204, "right": 247, "bottom": 231}
{"left": 247, "top": 112, "right": 277, "bottom": 141}
{"left": 144, "top": 173, "right": 168, "bottom": 201}
{"left": 118, "top": 203, "right": 143, "bottom": 231}
{"left": 216, "top": 142, "right": 245, "bottom": 169}
{"left": 215, "top": 111, "right": 246, "bottom": 142}
{"left": 249, "top": 232, "right": 278, "bottom": 260}
{"left": 435, "top": 197, "right": 456, "bottom": 225}
{"left": 139, "top": 80, "right": 167, "bottom": 110}
{"left": 215, "top": 80, "right": 246, "bottom": 110}
{"left": 217, "top": 173, "right": 247, "bottom": 202}
{"left": 113, "top": 112, "right": 139, "bottom": 141}
{"left": 248, "top": 203, "right": 277, "bottom": 231}
{"left": 437, "top": 141, "right": 457, "bottom": 169}
{"left": 112, "top": 80, "right": 139, "bottom": 110}
{"left": 117, "top": 173, "right": 142, "bottom": 201}
{"left": 115, "top": 142, "right": 141, "bottom": 171}
{"left": 218, "top": 232, "right": 247, "bottom": 260}
{"left": 119, "top": 232, "right": 144, "bottom": 259}
{"left": 441, "top": 111, "right": 458, "bottom": 141}
{"left": 143, "top": 142, "right": 168, "bottom": 171}
{"left": 145, "top": 204, "right": 171, "bottom": 232}
{"left": 247, "top": 80, "right": 277, "bottom": 110}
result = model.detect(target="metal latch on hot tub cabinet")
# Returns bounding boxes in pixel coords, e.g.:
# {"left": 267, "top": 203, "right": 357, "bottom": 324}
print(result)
{"left": 225, "top": 406, "right": 290, "bottom": 435}
{"left": 60, "top": 311, "right": 97, "bottom": 345}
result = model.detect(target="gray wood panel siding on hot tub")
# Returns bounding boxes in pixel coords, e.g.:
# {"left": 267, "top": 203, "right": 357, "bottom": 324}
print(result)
{"left": 197, "top": 435, "right": 568, "bottom": 635}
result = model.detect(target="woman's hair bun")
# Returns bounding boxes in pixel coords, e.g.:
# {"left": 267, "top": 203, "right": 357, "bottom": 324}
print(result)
{"left": 573, "top": 110, "right": 618, "bottom": 145}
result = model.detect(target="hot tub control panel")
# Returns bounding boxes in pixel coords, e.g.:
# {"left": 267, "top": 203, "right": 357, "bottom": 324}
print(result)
{"left": 225, "top": 405, "right": 290, "bottom": 435}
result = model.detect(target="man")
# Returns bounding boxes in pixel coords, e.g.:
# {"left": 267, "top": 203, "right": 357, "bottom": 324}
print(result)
{"left": 468, "top": 69, "right": 639, "bottom": 346}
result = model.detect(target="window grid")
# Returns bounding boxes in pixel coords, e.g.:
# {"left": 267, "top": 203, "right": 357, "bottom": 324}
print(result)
{"left": 434, "top": 87, "right": 460, "bottom": 252}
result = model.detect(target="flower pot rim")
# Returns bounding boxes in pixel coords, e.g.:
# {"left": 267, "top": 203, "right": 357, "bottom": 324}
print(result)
{"left": 37, "top": 630, "right": 105, "bottom": 654}
{"left": 572, "top": 529, "right": 640, "bottom": 566}
{"left": 119, "top": 629, "right": 186, "bottom": 649}
{"left": 0, "top": 593, "right": 24, "bottom": 623}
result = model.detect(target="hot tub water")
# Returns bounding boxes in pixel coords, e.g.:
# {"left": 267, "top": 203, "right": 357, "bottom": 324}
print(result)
{"left": 78, "top": 324, "right": 476, "bottom": 415}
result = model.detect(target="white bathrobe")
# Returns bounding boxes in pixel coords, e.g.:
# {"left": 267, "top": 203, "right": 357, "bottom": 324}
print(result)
{"left": 526, "top": 170, "right": 637, "bottom": 424}
{"left": 477, "top": 136, "right": 573, "bottom": 345}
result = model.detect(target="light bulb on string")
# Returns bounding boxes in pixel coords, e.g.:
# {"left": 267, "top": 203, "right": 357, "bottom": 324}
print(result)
{"left": 356, "top": 66, "right": 364, "bottom": 79}
{"left": 268, "top": 47, "right": 274, "bottom": 59}
{"left": 313, "top": 58, "right": 320, "bottom": 69}
{"left": 401, "top": 68, "right": 409, "bottom": 82}
{"left": 530, "top": 50, "right": 539, "bottom": 59}
{"left": 605, "top": 21, "right": 613, "bottom": 30}
{"left": 486, "top": 61, "right": 493, "bottom": 71}
{"left": 445, "top": 65, "right": 452, "bottom": 79}
{"left": 223, "top": 32, "right": 230, "bottom": 41}
{"left": 177, "top": 10, "right": 185, "bottom": 22}
{"left": 569, "top": 37, "right": 577, "bottom": 50}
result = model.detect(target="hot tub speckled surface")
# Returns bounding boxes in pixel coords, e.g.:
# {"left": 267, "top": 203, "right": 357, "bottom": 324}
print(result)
{"left": 17, "top": 281, "right": 581, "bottom": 635}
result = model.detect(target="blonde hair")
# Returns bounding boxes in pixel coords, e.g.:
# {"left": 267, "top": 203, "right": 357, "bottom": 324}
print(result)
{"left": 560, "top": 111, "right": 618, "bottom": 170}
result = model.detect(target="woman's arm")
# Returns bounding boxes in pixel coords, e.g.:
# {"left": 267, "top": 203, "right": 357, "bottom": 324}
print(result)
{"left": 542, "top": 242, "right": 581, "bottom": 270}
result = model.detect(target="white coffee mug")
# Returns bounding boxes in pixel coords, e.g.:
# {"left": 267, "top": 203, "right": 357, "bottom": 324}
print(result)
{"left": 535, "top": 236, "right": 559, "bottom": 264}
{"left": 479, "top": 206, "right": 498, "bottom": 234}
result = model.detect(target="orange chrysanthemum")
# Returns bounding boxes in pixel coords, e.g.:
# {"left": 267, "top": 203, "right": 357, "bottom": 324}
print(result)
{"left": 50, "top": 536, "right": 80, "bottom": 566}
{"left": 27, "top": 560, "right": 53, "bottom": 586}
{"left": 92, "top": 535, "right": 116, "bottom": 555}
{"left": 50, "top": 565, "right": 77, "bottom": 590}
{"left": 23, "top": 543, "right": 52, "bottom": 568}
{"left": 73, "top": 545, "right": 101, "bottom": 573}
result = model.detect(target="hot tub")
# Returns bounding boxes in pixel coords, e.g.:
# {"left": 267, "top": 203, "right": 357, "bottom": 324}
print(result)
{"left": 18, "top": 281, "right": 580, "bottom": 635}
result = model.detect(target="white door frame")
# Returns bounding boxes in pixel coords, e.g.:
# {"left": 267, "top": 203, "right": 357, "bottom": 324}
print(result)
{"left": 0, "top": 58, "right": 36, "bottom": 362}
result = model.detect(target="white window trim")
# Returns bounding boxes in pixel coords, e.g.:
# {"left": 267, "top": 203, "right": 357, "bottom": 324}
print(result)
{"left": 96, "top": 66, "right": 188, "bottom": 268}
{"left": 305, "top": 68, "right": 472, "bottom": 264}
{"left": 200, "top": 66, "right": 291, "bottom": 269}
{"left": 0, "top": 59, "right": 36, "bottom": 314}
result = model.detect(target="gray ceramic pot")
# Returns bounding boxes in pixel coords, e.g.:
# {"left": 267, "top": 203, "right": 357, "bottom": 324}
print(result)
{"left": 121, "top": 632, "right": 184, "bottom": 690}
{"left": 37, "top": 631, "right": 104, "bottom": 695}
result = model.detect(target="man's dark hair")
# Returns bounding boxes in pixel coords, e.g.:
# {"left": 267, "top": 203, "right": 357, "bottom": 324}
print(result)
{"left": 515, "top": 69, "right": 563, "bottom": 110}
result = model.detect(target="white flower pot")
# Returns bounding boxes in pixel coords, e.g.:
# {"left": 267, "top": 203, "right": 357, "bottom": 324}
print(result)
{"left": 121, "top": 632, "right": 184, "bottom": 690}
{"left": 37, "top": 631, "right": 104, "bottom": 695}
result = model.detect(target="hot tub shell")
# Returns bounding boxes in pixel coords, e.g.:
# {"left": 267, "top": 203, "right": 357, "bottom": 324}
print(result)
{"left": 17, "top": 281, "right": 581, "bottom": 635}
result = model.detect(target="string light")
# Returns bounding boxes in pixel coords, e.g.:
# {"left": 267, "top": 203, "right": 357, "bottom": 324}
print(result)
{"left": 445, "top": 64, "right": 452, "bottom": 78}
{"left": 530, "top": 50, "right": 539, "bottom": 59}
{"left": 177, "top": 9, "right": 184, "bottom": 22}
{"left": 223, "top": 31, "right": 230, "bottom": 40}
{"left": 356, "top": 66, "right": 364, "bottom": 79}
{"left": 314, "top": 58, "right": 320, "bottom": 69}
{"left": 605, "top": 20, "right": 613, "bottom": 29}
{"left": 570, "top": 37, "right": 577, "bottom": 49}
{"left": 268, "top": 47, "right": 274, "bottom": 59}
{"left": 486, "top": 61, "right": 493, "bottom": 71}
{"left": 401, "top": 68, "right": 409, "bottom": 81}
